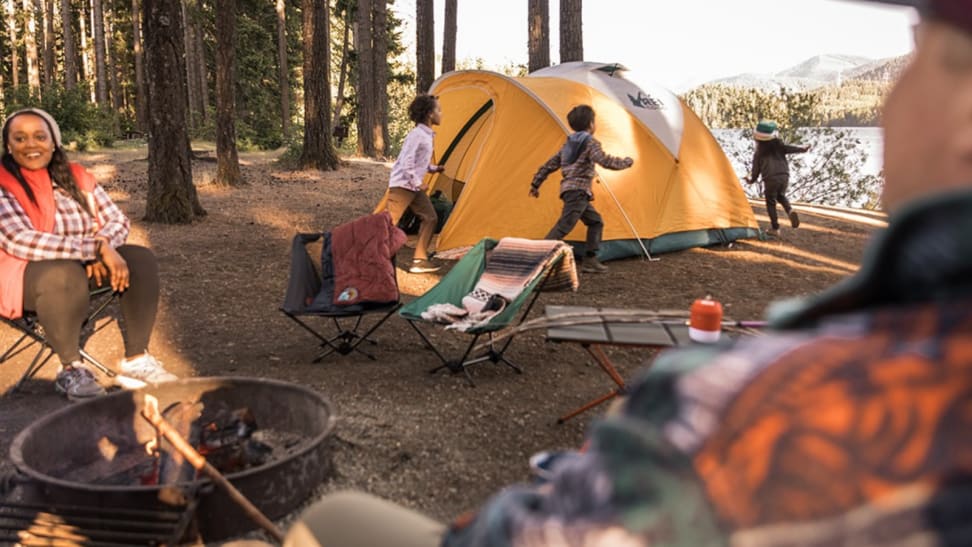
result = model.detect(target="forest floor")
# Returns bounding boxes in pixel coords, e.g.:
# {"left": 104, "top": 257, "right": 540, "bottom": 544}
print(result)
{"left": 0, "top": 145, "right": 884, "bottom": 544}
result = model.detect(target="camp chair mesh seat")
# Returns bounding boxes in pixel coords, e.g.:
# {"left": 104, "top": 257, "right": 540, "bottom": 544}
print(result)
{"left": 280, "top": 214, "right": 404, "bottom": 362}
{"left": 400, "top": 237, "right": 577, "bottom": 385}
{"left": 1, "top": 286, "right": 118, "bottom": 391}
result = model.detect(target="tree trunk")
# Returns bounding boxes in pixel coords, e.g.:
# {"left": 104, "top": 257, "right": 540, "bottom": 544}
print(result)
{"left": 372, "top": 0, "right": 387, "bottom": 155}
{"left": 355, "top": 0, "right": 375, "bottom": 157}
{"left": 214, "top": 0, "right": 240, "bottom": 185}
{"left": 415, "top": 0, "right": 433, "bottom": 94}
{"left": 182, "top": 0, "right": 209, "bottom": 127}
{"left": 61, "top": 0, "right": 76, "bottom": 88}
{"left": 528, "top": 0, "right": 548, "bottom": 73}
{"left": 558, "top": 0, "right": 582, "bottom": 63}
{"left": 299, "top": 0, "right": 338, "bottom": 170}
{"left": 331, "top": 1, "right": 352, "bottom": 133}
{"left": 143, "top": 0, "right": 205, "bottom": 223}
{"left": 91, "top": 0, "right": 106, "bottom": 102}
{"left": 23, "top": 0, "right": 42, "bottom": 93}
{"left": 441, "top": 0, "right": 456, "bottom": 74}
{"left": 132, "top": 0, "right": 146, "bottom": 131}
{"left": 42, "top": 0, "right": 53, "bottom": 85}
{"left": 274, "top": 0, "right": 289, "bottom": 137}
{"left": 80, "top": 1, "right": 93, "bottom": 99}
{"left": 193, "top": 19, "right": 207, "bottom": 122}
{"left": 5, "top": 0, "right": 18, "bottom": 88}
{"left": 182, "top": 0, "right": 198, "bottom": 128}
{"left": 105, "top": 2, "right": 122, "bottom": 125}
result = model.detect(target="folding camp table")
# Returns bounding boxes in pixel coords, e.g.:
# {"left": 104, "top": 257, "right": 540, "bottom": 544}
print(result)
{"left": 545, "top": 305, "right": 699, "bottom": 424}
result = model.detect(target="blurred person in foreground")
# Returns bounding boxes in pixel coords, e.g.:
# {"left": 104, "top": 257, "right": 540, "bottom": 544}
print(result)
{"left": 280, "top": 0, "right": 972, "bottom": 544}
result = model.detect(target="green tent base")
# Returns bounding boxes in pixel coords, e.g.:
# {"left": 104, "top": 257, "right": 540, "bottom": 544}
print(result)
{"left": 567, "top": 227, "right": 761, "bottom": 262}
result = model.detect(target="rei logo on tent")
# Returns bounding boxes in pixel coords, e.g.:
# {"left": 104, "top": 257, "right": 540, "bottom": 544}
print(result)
{"left": 627, "top": 90, "right": 664, "bottom": 110}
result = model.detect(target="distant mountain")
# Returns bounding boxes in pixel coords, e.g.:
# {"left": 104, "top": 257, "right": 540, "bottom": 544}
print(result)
{"left": 708, "top": 53, "right": 907, "bottom": 91}
{"left": 776, "top": 54, "right": 872, "bottom": 80}
{"left": 845, "top": 55, "right": 912, "bottom": 82}
{"left": 682, "top": 54, "right": 911, "bottom": 128}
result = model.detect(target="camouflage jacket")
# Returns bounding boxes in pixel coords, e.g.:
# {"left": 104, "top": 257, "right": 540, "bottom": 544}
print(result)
{"left": 442, "top": 190, "right": 972, "bottom": 547}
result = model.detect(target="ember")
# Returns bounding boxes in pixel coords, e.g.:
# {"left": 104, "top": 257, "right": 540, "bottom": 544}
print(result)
{"left": 196, "top": 406, "right": 273, "bottom": 474}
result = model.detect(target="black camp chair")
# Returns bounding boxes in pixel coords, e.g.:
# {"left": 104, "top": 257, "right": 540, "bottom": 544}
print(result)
{"left": 1, "top": 286, "right": 118, "bottom": 391}
{"left": 280, "top": 218, "right": 403, "bottom": 362}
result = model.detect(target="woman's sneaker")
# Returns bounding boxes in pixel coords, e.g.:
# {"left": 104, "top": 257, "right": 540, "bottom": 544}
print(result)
{"left": 117, "top": 354, "right": 179, "bottom": 388}
{"left": 55, "top": 363, "right": 107, "bottom": 401}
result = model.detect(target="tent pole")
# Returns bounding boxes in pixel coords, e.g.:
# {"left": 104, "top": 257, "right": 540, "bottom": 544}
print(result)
{"left": 596, "top": 175, "right": 659, "bottom": 262}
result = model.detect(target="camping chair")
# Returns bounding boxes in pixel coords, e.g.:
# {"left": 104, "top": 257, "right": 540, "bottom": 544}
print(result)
{"left": 280, "top": 213, "right": 405, "bottom": 362}
{"left": 400, "top": 237, "right": 578, "bottom": 385}
{"left": 1, "top": 286, "right": 118, "bottom": 392}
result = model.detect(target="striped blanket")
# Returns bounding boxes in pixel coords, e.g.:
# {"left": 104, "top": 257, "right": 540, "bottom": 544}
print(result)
{"left": 462, "top": 238, "right": 578, "bottom": 314}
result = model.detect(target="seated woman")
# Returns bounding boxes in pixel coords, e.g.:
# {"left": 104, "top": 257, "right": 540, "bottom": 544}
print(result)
{"left": 0, "top": 108, "right": 177, "bottom": 400}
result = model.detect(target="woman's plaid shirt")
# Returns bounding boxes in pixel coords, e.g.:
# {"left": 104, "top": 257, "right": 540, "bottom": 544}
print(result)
{"left": 0, "top": 184, "right": 129, "bottom": 262}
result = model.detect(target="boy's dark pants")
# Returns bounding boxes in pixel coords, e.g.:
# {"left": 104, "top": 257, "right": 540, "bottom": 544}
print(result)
{"left": 763, "top": 176, "right": 793, "bottom": 230}
{"left": 545, "top": 189, "right": 603, "bottom": 257}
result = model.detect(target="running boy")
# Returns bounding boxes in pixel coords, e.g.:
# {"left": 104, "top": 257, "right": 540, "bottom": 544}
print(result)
{"left": 529, "top": 105, "right": 633, "bottom": 273}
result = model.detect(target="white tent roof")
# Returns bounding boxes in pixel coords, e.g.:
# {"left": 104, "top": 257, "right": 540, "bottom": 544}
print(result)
{"left": 529, "top": 62, "right": 685, "bottom": 158}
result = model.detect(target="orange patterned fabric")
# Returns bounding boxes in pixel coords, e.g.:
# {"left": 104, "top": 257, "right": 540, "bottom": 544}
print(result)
{"left": 694, "top": 300, "right": 972, "bottom": 529}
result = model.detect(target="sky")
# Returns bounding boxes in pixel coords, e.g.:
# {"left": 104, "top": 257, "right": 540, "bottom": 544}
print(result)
{"left": 391, "top": 0, "right": 917, "bottom": 92}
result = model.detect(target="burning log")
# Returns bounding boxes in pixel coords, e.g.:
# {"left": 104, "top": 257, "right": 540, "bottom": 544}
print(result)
{"left": 141, "top": 394, "right": 285, "bottom": 542}
{"left": 196, "top": 407, "right": 273, "bottom": 474}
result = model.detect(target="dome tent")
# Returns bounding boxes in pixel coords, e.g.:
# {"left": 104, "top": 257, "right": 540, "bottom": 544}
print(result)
{"left": 392, "top": 61, "right": 759, "bottom": 260}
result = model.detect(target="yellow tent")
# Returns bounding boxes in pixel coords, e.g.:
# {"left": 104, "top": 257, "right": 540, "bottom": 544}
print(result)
{"left": 396, "top": 61, "right": 759, "bottom": 260}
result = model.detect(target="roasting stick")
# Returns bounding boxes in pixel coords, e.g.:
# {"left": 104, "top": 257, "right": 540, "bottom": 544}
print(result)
{"left": 141, "top": 394, "right": 286, "bottom": 543}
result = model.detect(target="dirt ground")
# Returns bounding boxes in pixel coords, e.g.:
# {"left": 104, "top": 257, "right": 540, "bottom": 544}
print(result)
{"left": 0, "top": 147, "right": 883, "bottom": 543}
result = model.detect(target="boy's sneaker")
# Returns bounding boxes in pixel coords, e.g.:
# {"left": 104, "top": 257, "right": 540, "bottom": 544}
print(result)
{"left": 409, "top": 258, "right": 440, "bottom": 274}
{"left": 789, "top": 211, "right": 800, "bottom": 228}
{"left": 117, "top": 353, "right": 179, "bottom": 389}
{"left": 55, "top": 363, "right": 106, "bottom": 401}
{"left": 581, "top": 257, "right": 609, "bottom": 273}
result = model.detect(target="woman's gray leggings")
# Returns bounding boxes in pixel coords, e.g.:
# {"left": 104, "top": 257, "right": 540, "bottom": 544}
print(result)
{"left": 22, "top": 244, "right": 159, "bottom": 365}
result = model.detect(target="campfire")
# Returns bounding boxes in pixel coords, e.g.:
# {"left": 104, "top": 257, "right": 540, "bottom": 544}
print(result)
{"left": 8, "top": 377, "right": 335, "bottom": 541}
{"left": 62, "top": 398, "right": 306, "bottom": 488}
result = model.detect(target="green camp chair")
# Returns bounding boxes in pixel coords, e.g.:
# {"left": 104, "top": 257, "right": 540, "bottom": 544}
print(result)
{"left": 400, "top": 237, "right": 577, "bottom": 386}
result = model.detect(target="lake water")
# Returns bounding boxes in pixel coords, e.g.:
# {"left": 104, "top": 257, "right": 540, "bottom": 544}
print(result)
{"left": 711, "top": 126, "right": 885, "bottom": 208}
{"left": 712, "top": 126, "right": 884, "bottom": 176}
{"left": 848, "top": 127, "right": 884, "bottom": 177}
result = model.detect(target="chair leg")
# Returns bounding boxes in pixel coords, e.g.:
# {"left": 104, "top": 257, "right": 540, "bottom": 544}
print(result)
{"left": 4, "top": 290, "right": 118, "bottom": 391}
{"left": 283, "top": 305, "right": 400, "bottom": 363}
{"left": 14, "top": 346, "right": 55, "bottom": 392}
{"left": 427, "top": 334, "right": 480, "bottom": 387}
{"left": 80, "top": 347, "right": 116, "bottom": 378}
{"left": 424, "top": 332, "right": 525, "bottom": 386}
{"left": 0, "top": 332, "right": 36, "bottom": 363}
